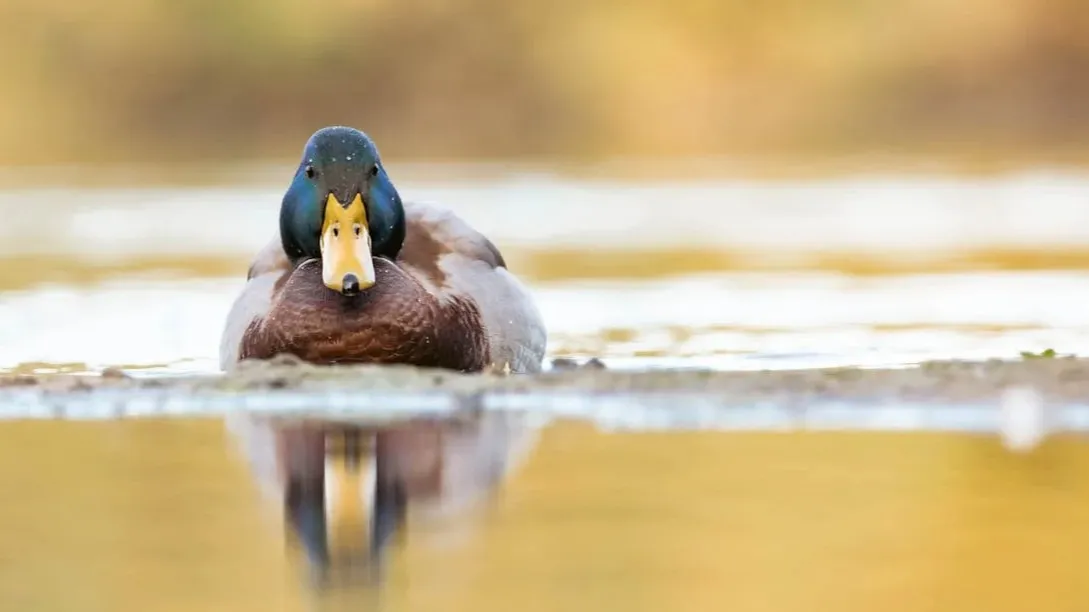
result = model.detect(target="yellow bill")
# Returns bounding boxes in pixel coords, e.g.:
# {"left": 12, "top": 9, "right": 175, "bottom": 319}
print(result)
{"left": 319, "top": 193, "right": 375, "bottom": 295}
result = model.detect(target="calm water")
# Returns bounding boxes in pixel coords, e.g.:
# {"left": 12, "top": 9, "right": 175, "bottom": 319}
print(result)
{"left": 1, "top": 169, "right": 1088, "bottom": 610}
{"left": 2, "top": 418, "right": 1088, "bottom": 611}
{"left": 3, "top": 170, "right": 1089, "bottom": 374}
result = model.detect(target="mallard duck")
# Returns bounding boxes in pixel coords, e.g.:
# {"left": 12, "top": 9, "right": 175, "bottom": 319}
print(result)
{"left": 218, "top": 126, "right": 547, "bottom": 374}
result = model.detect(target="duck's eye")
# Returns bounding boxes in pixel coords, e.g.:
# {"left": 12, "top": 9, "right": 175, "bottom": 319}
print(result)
{"left": 369, "top": 165, "right": 379, "bottom": 178}
{"left": 353, "top": 224, "right": 362, "bottom": 237}
{"left": 304, "top": 165, "right": 316, "bottom": 179}
{"left": 332, "top": 226, "right": 339, "bottom": 238}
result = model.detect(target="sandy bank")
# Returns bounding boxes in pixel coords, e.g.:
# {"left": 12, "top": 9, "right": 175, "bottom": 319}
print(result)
{"left": 1, "top": 356, "right": 1087, "bottom": 404}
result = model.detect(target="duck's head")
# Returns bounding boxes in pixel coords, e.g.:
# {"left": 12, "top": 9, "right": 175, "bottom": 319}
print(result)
{"left": 279, "top": 126, "right": 406, "bottom": 296}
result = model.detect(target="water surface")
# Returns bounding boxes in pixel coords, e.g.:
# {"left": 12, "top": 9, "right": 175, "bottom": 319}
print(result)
{"left": 1, "top": 419, "right": 1086, "bottom": 612}
{"left": 2, "top": 170, "right": 1089, "bottom": 374}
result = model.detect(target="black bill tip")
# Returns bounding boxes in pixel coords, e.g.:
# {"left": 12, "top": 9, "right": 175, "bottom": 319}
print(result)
{"left": 342, "top": 274, "right": 360, "bottom": 296}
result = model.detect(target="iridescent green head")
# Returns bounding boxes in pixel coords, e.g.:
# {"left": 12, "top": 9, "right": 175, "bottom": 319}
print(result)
{"left": 279, "top": 126, "right": 405, "bottom": 295}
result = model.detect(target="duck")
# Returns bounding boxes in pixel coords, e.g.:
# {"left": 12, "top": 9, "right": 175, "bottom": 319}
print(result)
{"left": 218, "top": 125, "right": 548, "bottom": 375}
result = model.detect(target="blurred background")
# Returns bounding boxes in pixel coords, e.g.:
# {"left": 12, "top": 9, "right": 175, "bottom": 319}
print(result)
{"left": 1, "top": 0, "right": 1088, "bottom": 167}
{"left": 0, "top": 0, "right": 1087, "bottom": 372}
{"left": 3, "top": 0, "right": 1089, "bottom": 373}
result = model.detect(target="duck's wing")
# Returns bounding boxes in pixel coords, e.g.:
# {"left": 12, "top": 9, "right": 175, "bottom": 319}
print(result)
{"left": 219, "top": 235, "right": 292, "bottom": 370}
{"left": 398, "top": 202, "right": 548, "bottom": 373}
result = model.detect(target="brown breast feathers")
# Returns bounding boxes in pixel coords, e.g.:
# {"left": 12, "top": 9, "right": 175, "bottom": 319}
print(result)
{"left": 239, "top": 259, "right": 490, "bottom": 371}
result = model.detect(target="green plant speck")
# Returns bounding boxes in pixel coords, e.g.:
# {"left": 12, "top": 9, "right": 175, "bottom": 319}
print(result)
{"left": 1020, "top": 348, "right": 1058, "bottom": 359}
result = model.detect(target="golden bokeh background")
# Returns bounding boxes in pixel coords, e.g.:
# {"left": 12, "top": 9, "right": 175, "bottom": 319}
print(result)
{"left": 0, "top": 0, "right": 1087, "bottom": 167}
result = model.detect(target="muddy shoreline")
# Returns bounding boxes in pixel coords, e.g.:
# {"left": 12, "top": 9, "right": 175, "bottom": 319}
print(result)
{"left": 2, "top": 356, "right": 1089, "bottom": 404}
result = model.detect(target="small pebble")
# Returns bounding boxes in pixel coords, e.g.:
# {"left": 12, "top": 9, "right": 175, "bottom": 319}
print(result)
{"left": 582, "top": 358, "right": 607, "bottom": 370}
{"left": 550, "top": 358, "right": 578, "bottom": 371}
{"left": 101, "top": 367, "right": 129, "bottom": 380}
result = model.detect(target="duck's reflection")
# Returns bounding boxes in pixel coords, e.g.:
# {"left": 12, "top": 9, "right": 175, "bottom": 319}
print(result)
{"left": 225, "top": 403, "right": 544, "bottom": 585}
